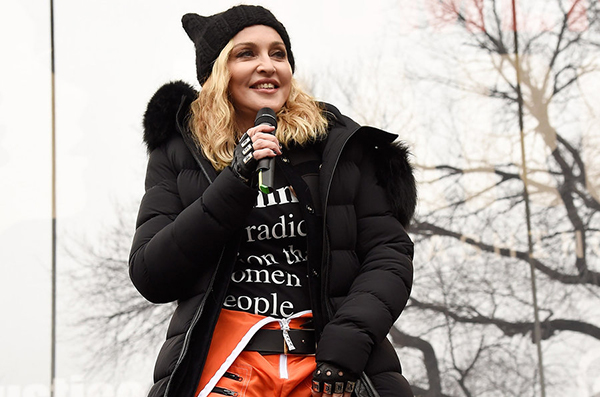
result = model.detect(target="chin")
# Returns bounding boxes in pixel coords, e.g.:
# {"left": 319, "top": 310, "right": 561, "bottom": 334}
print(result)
{"left": 253, "top": 94, "right": 287, "bottom": 110}
{"left": 254, "top": 102, "right": 284, "bottom": 113}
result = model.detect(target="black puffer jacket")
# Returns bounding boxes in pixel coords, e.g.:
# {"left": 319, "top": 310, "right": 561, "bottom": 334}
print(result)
{"left": 129, "top": 81, "right": 417, "bottom": 397}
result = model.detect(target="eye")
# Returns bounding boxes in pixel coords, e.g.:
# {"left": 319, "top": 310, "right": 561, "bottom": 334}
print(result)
{"left": 271, "top": 49, "right": 287, "bottom": 59}
{"left": 235, "top": 49, "right": 254, "bottom": 58}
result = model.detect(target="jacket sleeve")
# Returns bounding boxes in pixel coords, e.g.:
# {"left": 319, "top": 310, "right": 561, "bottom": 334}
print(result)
{"left": 129, "top": 139, "right": 258, "bottom": 304}
{"left": 315, "top": 145, "right": 414, "bottom": 376}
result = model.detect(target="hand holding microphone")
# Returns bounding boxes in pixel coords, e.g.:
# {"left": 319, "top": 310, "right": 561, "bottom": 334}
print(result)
{"left": 230, "top": 107, "right": 280, "bottom": 190}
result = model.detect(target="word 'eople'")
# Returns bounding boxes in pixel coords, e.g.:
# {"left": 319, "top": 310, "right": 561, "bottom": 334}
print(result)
{"left": 224, "top": 292, "right": 295, "bottom": 317}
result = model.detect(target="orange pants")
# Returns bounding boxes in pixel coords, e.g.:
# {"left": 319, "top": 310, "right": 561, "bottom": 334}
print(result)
{"left": 197, "top": 309, "right": 316, "bottom": 397}
{"left": 208, "top": 351, "right": 315, "bottom": 397}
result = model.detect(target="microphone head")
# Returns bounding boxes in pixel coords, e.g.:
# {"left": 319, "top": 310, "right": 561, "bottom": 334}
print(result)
{"left": 254, "top": 107, "right": 277, "bottom": 128}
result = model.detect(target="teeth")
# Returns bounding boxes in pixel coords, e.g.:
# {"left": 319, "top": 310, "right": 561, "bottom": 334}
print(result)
{"left": 255, "top": 83, "right": 275, "bottom": 89}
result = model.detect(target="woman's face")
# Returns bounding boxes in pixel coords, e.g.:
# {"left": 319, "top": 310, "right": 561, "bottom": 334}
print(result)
{"left": 227, "top": 25, "right": 292, "bottom": 130}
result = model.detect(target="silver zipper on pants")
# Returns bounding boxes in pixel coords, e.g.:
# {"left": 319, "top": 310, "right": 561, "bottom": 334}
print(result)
{"left": 211, "top": 386, "right": 238, "bottom": 396}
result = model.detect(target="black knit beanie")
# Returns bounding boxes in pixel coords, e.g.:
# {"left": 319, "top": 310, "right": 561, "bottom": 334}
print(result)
{"left": 182, "top": 5, "right": 295, "bottom": 85}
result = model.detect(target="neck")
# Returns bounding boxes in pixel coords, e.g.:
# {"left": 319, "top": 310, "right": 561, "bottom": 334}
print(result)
{"left": 235, "top": 118, "right": 254, "bottom": 137}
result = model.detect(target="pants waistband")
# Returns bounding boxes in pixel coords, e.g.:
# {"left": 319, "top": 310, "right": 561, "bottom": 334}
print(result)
{"left": 244, "top": 328, "right": 316, "bottom": 355}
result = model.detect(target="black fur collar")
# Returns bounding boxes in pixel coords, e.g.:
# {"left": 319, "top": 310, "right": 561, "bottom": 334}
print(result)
{"left": 370, "top": 140, "right": 417, "bottom": 228}
{"left": 143, "top": 81, "right": 197, "bottom": 152}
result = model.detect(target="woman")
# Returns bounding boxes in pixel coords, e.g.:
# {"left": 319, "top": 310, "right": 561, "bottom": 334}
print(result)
{"left": 130, "top": 5, "right": 416, "bottom": 397}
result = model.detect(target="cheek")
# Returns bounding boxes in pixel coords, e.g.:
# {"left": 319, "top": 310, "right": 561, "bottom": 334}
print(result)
{"left": 228, "top": 86, "right": 242, "bottom": 109}
{"left": 282, "top": 65, "right": 293, "bottom": 82}
{"left": 227, "top": 77, "right": 244, "bottom": 104}
{"left": 280, "top": 67, "right": 293, "bottom": 96}
{"left": 282, "top": 85, "right": 292, "bottom": 102}
{"left": 283, "top": 77, "right": 292, "bottom": 98}
{"left": 228, "top": 65, "right": 245, "bottom": 89}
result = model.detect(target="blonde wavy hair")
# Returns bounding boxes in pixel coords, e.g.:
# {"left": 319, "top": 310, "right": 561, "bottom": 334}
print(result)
{"left": 189, "top": 40, "right": 329, "bottom": 171}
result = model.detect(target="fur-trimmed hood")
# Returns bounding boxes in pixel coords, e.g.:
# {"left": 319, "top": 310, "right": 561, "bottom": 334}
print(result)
{"left": 370, "top": 137, "right": 417, "bottom": 228}
{"left": 143, "top": 81, "right": 197, "bottom": 152}
{"left": 141, "top": 81, "right": 416, "bottom": 227}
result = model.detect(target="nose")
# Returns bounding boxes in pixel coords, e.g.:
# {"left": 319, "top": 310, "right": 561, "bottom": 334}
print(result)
{"left": 257, "top": 54, "right": 276, "bottom": 74}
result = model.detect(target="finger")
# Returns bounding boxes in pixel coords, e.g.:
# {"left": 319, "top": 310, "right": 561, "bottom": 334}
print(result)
{"left": 247, "top": 125, "right": 275, "bottom": 136}
{"left": 252, "top": 133, "right": 280, "bottom": 145}
{"left": 253, "top": 147, "right": 279, "bottom": 161}
{"left": 322, "top": 382, "right": 334, "bottom": 396}
{"left": 311, "top": 379, "right": 322, "bottom": 397}
{"left": 252, "top": 139, "right": 282, "bottom": 159}
{"left": 253, "top": 138, "right": 281, "bottom": 153}
{"left": 252, "top": 144, "right": 280, "bottom": 159}
{"left": 250, "top": 133, "right": 280, "bottom": 151}
{"left": 332, "top": 383, "right": 345, "bottom": 397}
{"left": 251, "top": 131, "right": 280, "bottom": 147}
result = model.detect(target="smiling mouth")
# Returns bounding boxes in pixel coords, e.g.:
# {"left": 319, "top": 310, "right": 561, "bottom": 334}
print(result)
{"left": 252, "top": 83, "right": 278, "bottom": 89}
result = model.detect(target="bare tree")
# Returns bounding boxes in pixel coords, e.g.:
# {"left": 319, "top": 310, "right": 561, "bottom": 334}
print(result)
{"left": 306, "top": 1, "right": 600, "bottom": 395}
{"left": 65, "top": 203, "right": 173, "bottom": 375}
{"left": 389, "top": 0, "right": 600, "bottom": 395}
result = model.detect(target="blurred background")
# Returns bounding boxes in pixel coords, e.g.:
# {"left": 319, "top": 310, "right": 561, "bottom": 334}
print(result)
{"left": 1, "top": 0, "right": 599, "bottom": 396}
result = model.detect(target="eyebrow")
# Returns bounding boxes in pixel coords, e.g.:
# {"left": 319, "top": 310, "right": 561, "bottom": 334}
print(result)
{"left": 231, "top": 41, "right": 285, "bottom": 49}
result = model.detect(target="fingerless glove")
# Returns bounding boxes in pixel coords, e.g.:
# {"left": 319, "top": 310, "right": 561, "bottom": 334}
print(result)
{"left": 229, "top": 132, "right": 256, "bottom": 185}
{"left": 312, "top": 362, "right": 357, "bottom": 395}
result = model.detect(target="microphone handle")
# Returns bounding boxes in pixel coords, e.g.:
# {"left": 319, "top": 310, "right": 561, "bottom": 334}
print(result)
{"left": 257, "top": 157, "right": 270, "bottom": 170}
{"left": 255, "top": 122, "right": 276, "bottom": 194}
{"left": 258, "top": 158, "right": 274, "bottom": 194}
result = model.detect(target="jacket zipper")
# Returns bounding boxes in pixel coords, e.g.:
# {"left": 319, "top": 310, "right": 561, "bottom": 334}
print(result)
{"left": 163, "top": 247, "right": 226, "bottom": 397}
{"left": 320, "top": 126, "right": 382, "bottom": 397}
{"left": 320, "top": 126, "right": 361, "bottom": 320}
{"left": 165, "top": 95, "right": 219, "bottom": 397}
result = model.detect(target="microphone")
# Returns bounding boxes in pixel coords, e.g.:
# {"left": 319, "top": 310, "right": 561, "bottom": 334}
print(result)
{"left": 255, "top": 107, "right": 278, "bottom": 194}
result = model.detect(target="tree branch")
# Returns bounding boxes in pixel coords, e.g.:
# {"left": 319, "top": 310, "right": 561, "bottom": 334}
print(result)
{"left": 411, "top": 221, "right": 600, "bottom": 286}
{"left": 410, "top": 298, "right": 600, "bottom": 340}
{"left": 389, "top": 326, "right": 450, "bottom": 397}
